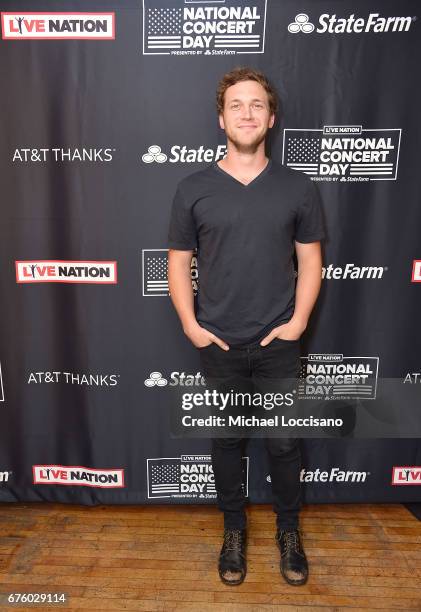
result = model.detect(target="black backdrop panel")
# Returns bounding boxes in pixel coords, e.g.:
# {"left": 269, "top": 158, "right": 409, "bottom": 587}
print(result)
{"left": 1, "top": 0, "right": 420, "bottom": 505}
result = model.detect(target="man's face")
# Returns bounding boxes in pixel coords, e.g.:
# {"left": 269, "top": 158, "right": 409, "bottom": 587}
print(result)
{"left": 219, "top": 80, "right": 275, "bottom": 154}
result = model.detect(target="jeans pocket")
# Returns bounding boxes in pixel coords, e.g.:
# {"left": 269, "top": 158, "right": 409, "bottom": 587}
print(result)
{"left": 198, "top": 342, "right": 213, "bottom": 350}
{"left": 273, "top": 337, "right": 300, "bottom": 344}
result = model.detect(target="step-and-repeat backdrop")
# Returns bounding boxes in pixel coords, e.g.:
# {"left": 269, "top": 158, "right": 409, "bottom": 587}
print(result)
{"left": 1, "top": 0, "right": 420, "bottom": 505}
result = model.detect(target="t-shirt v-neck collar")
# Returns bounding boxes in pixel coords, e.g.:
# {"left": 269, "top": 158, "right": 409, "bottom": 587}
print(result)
{"left": 213, "top": 158, "right": 272, "bottom": 189}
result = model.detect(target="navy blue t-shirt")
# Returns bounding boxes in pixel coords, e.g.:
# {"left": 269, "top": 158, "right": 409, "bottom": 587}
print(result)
{"left": 168, "top": 159, "right": 326, "bottom": 346}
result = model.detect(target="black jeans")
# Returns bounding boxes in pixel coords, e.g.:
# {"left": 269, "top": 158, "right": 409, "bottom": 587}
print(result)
{"left": 198, "top": 337, "right": 302, "bottom": 532}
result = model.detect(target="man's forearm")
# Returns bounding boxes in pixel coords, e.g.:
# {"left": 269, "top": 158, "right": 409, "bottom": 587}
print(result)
{"left": 168, "top": 259, "right": 198, "bottom": 332}
{"left": 290, "top": 261, "right": 322, "bottom": 330}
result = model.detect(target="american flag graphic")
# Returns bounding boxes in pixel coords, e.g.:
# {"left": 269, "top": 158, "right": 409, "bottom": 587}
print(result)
{"left": 142, "top": 249, "right": 198, "bottom": 297}
{"left": 149, "top": 460, "right": 181, "bottom": 495}
{"left": 284, "top": 133, "right": 321, "bottom": 175}
{"left": 142, "top": 249, "right": 168, "bottom": 296}
{"left": 146, "top": 7, "right": 182, "bottom": 51}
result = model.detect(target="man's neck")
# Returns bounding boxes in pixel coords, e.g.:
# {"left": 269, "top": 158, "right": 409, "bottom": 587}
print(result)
{"left": 217, "top": 153, "right": 270, "bottom": 185}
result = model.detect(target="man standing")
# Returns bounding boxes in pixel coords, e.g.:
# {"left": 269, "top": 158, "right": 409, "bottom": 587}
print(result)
{"left": 167, "top": 67, "right": 326, "bottom": 586}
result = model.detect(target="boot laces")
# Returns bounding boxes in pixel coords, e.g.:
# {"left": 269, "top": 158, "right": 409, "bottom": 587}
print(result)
{"left": 283, "top": 530, "right": 300, "bottom": 553}
{"left": 224, "top": 529, "right": 243, "bottom": 551}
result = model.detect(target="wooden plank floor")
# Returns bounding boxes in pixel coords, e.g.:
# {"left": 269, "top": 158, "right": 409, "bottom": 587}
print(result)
{"left": 0, "top": 502, "right": 420, "bottom": 611}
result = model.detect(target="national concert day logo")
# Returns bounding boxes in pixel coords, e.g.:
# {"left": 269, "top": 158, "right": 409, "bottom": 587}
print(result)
{"left": 298, "top": 354, "right": 379, "bottom": 400}
{"left": 16, "top": 261, "right": 117, "bottom": 284}
{"left": 142, "top": 0, "right": 267, "bottom": 56}
{"left": 147, "top": 455, "right": 248, "bottom": 499}
{"left": 1, "top": 12, "right": 115, "bottom": 39}
{"left": 282, "top": 126, "right": 401, "bottom": 182}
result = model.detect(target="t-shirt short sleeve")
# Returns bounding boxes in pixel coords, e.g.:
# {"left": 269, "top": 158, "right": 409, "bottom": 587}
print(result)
{"left": 167, "top": 182, "right": 198, "bottom": 250}
{"left": 294, "top": 180, "right": 326, "bottom": 243}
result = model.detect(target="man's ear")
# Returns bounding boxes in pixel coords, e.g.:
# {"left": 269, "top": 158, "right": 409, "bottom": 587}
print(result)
{"left": 269, "top": 113, "right": 275, "bottom": 129}
{"left": 218, "top": 113, "right": 225, "bottom": 130}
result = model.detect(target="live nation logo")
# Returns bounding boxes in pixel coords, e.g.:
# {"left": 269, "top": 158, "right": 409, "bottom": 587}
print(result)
{"left": 392, "top": 466, "right": 421, "bottom": 485}
{"left": 142, "top": 0, "right": 267, "bottom": 56}
{"left": 33, "top": 465, "right": 125, "bottom": 487}
{"left": 147, "top": 455, "right": 249, "bottom": 499}
{"left": 412, "top": 260, "right": 421, "bottom": 282}
{"left": 282, "top": 126, "right": 401, "bottom": 182}
{"left": 16, "top": 261, "right": 117, "bottom": 284}
{"left": 1, "top": 12, "right": 115, "bottom": 39}
{"left": 142, "top": 249, "right": 197, "bottom": 296}
{"left": 298, "top": 354, "right": 379, "bottom": 400}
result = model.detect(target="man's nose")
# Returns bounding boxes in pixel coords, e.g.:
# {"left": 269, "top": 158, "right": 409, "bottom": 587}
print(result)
{"left": 241, "top": 106, "right": 253, "bottom": 119}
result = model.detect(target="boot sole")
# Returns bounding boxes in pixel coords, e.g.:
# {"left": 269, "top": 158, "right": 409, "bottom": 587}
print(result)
{"left": 219, "top": 569, "right": 246, "bottom": 586}
{"left": 280, "top": 566, "right": 308, "bottom": 586}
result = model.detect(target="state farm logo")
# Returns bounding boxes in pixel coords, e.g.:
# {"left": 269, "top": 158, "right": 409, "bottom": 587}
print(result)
{"left": 142, "top": 249, "right": 198, "bottom": 296}
{"left": 288, "top": 14, "right": 314, "bottom": 33}
{"left": 16, "top": 261, "right": 117, "bottom": 284}
{"left": 141, "top": 144, "right": 226, "bottom": 164}
{"left": 12, "top": 148, "right": 116, "bottom": 163}
{"left": 267, "top": 467, "right": 370, "bottom": 483}
{"left": 33, "top": 465, "right": 124, "bottom": 487}
{"left": 298, "top": 354, "right": 379, "bottom": 400}
{"left": 411, "top": 260, "right": 421, "bottom": 282}
{"left": 322, "top": 264, "right": 387, "bottom": 280}
{"left": 144, "top": 371, "right": 205, "bottom": 387}
{"left": 287, "top": 12, "right": 415, "bottom": 34}
{"left": 143, "top": 0, "right": 266, "bottom": 56}
{"left": 147, "top": 455, "right": 248, "bottom": 499}
{"left": 392, "top": 466, "right": 421, "bottom": 485}
{"left": 282, "top": 126, "right": 401, "bottom": 182}
{"left": 144, "top": 371, "right": 168, "bottom": 387}
{"left": 142, "top": 145, "right": 167, "bottom": 163}
{"left": 1, "top": 12, "right": 115, "bottom": 39}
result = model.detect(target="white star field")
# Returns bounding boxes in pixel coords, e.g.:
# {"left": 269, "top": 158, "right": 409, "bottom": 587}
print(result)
{"left": 287, "top": 137, "right": 320, "bottom": 163}
{"left": 152, "top": 463, "right": 180, "bottom": 484}
{"left": 148, "top": 8, "right": 182, "bottom": 35}
{"left": 147, "top": 256, "right": 167, "bottom": 281}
